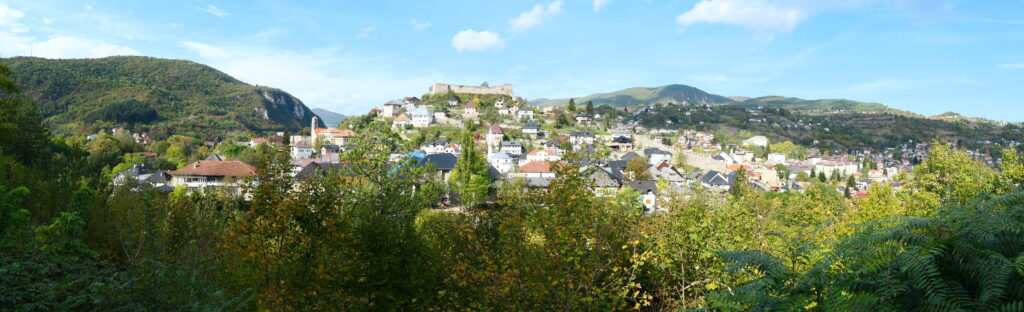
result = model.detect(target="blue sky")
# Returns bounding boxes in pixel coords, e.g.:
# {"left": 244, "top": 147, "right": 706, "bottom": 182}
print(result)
{"left": 1, "top": 0, "right": 1022, "bottom": 121}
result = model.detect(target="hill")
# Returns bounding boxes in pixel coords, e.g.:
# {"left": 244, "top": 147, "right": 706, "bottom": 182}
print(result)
{"left": 734, "top": 96, "right": 917, "bottom": 117}
{"left": 1, "top": 56, "right": 324, "bottom": 140}
{"left": 531, "top": 84, "right": 920, "bottom": 117}
{"left": 531, "top": 84, "right": 733, "bottom": 108}
{"left": 311, "top": 108, "right": 346, "bottom": 128}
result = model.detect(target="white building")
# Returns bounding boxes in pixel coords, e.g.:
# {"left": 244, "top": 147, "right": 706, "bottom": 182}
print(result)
{"left": 291, "top": 142, "right": 314, "bottom": 159}
{"left": 526, "top": 149, "right": 561, "bottom": 162}
{"left": 411, "top": 106, "right": 434, "bottom": 127}
{"left": 488, "top": 152, "right": 515, "bottom": 174}
{"left": 167, "top": 160, "right": 257, "bottom": 195}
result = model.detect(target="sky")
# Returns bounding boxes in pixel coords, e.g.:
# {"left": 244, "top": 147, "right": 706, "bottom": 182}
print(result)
{"left": 1, "top": 0, "right": 1023, "bottom": 121}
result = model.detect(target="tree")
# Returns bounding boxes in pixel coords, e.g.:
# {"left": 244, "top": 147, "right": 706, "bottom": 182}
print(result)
{"left": 567, "top": 98, "right": 576, "bottom": 112}
{"left": 911, "top": 142, "right": 997, "bottom": 204}
{"left": 706, "top": 190, "right": 1024, "bottom": 311}
{"left": 998, "top": 147, "right": 1024, "bottom": 191}
{"left": 625, "top": 156, "right": 652, "bottom": 181}
{"left": 449, "top": 122, "right": 492, "bottom": 207}
{"left": 282, "top": 130, "right": 291, "bottom": 145}
{"left": 730, "top": 168, "right": 748, "bottom": 198}
{"left": 585, "top": 101, "right": 594, "bottom": 115}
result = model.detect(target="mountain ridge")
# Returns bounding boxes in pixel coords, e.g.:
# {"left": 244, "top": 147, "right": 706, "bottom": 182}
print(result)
{"left": 1, "top": 56, "right": 324, "bottom": 140}
{"left": 529, "top": 83, "right": 1012, "bottom": 124}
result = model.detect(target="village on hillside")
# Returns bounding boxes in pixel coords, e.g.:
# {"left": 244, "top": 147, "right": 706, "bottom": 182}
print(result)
{"left": 107, "top": 82, "right": 988, "bottom": 213}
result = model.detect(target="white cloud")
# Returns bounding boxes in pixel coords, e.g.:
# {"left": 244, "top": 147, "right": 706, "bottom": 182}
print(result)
{"left": 357, "top": 26, "right": 375, "bottom": 38}
{"left": 182, "top": 43, "right": 444, "bottom": 115}
{"left": 509, "top": 1, "right": 564, "bottom": 33}
{"left": 593, "top": 0, "right": 612, "bottom": 12}
{"left": 181, "top": 41, "right": 232, "bottom": 59}
{"left": 29, "top": 36, "right": 138, "bottom": 58}
{"left": 41, "top": 17, "right": 52, "bottom": 24}
{"left": 409, "top": 19, "right": 431, "bottom": 31}
{"left": 0, "top": 3, "right": 28, "bottom": 33}
{"left": 676, "top": 0, "right": 805, "bottom": 33}
{"left": 451, "top": 29, "right": 505, "bottom": 52}
{"left": 198, "top": 4, "right": 228, "bottom": 17}
{"left": 999, "top": 63, "right": 1024, "bottom": 69}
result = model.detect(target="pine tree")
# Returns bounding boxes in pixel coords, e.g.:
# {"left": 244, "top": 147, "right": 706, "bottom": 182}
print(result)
{"left": 568, "top": 98, "right": 576, "bottom": 112}
{"left": 449, "top": 122, "right": 492, "bottom": 207}
{"left": 585, "top": 101, "right": 594, "bottom": 115}
{"left": 731, "top": 169, "right": 748, "bottom": 198}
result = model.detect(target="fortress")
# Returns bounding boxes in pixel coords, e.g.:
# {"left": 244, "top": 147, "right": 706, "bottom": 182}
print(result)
{"left": 428, "top": 82, "right": 515, "bottom": 97}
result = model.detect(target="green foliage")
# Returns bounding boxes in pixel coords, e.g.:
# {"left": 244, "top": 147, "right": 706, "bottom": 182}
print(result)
{"left": 2, "top": 56, "right": 320, "bottom": 140}
{"left": 912, "top": 142, "right": 997, "bottom": 204}
{"left": 706, "top": 190, "right": 1024, "bottom": 311}
{"left": 448, "top": 122, "right": 491, "bottom": 207}
{"left": 0, "top": 185, "right": 31, "bottom": 250}
{"left": 626, "top": 156, "right": 652, "bottom": 181}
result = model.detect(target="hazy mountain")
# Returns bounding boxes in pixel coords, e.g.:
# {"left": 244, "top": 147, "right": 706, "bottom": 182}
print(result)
{"left": 1, "top": 56, "right": 324, "bottom": 140}
{"left": 531, "top": 84, "right": 734, "bottom": 108}
{"left": 311, "top": 108, "right": 346, "bottom": 127}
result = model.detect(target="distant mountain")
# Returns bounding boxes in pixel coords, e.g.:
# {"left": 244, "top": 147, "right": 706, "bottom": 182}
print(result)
{"left": 734, "top": 96, "right": 917, "bottom": 117}
{"left": 311, "top": 108, "right": 346, "bottom": 127}
{"left": 531, "top": 84, "right": 933, "bottom": 118}
{"left": 531, "top": 84, "right": 733, "bottom": 108}
{"left": 1, "top": 56, "right": 324, "bottom": 140}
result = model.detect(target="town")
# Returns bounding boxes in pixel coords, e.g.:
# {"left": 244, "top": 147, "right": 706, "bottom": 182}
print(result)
{"left": 107, "top": 81, "right": 993, "bottom": 214}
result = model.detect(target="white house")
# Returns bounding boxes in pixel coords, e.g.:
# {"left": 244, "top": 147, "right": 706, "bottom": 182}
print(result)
{"left": 291, "top": 142, "right": 314, "bottom": 159}
{"left": 643, "top": 148, "right": 673, "bottom": 166}
{"left": 815, "top": 160, "right": 859, "bottom": 177}
{"left": 522, "top": 120, "right": 541, "bottom": 136}
{"left": 392, "top": 114, "right": 411, "bottom": 129}
{"left": 517, "top": 106, "right": 534, "bottom": 120}
{"left": 167, "top": 160, "right": 257, "bottom": 195}
{"left": 488, "top": 152, "right": 515, "bottom": 174}
{"left": 411, "top": 106, "right": 433, "bottom": 127}
{"left": 501, "top": 141, "right": 523, "bottom": 159}
{"left": 570, "top": 130, "right": 596, "bottom": 146}
{"left": 509, "top": 160, "right": 561, "bottom": 179}
{"left": 423, "top": 141, "right": 461, "bottom": 155}
{"left": 767, "top": 153, "right": 787, "bottom": 164}
{"left": 526, "top": 149, "right": 561, "bottom": 162}
{"left": 464, "top": 102, "right": 478, "bottom": 118}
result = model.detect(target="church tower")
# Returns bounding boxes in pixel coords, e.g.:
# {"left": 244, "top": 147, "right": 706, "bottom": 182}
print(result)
{"left": 311, "top": 116, "right": 320, "bottom": 141}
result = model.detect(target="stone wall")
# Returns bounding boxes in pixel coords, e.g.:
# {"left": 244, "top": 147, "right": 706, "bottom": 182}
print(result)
{"left": 428, "top": 82, "right": 515, "bottom": 97}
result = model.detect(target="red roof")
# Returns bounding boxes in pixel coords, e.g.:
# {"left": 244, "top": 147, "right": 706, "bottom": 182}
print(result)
{"left": 489, "top": 124, "right": 503, "bottom": 134}
{"left": 338, "top": 129, "right": 357, "bottom": 137}
{"left": 168, "top": 160, "right": 257, "bottom": 177}
{"left": 316, "top": 128, "right": 342, "bottom": 134}
{"left": 466, "top": 102, "right": 477, "bottom": 109}
{"left": 517, "top": 160, "right": 566, "bottom": 173}
{"left": 251, "top": 138, "right": 268, "bottom": 143}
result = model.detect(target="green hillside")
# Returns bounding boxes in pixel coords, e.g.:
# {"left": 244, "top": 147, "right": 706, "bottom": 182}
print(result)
{"left": 531, "top": 84, "right": 734, "bottom": 108}
{"left": 1, "top": 56, "right": 324, "bottom": 140}
{"left": 735, "top": 96, "right": 918, "bottom": 117}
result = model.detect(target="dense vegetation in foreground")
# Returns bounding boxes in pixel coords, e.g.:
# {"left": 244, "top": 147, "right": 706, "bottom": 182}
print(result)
{"left": 4, "top": 64, "right": 1024, "bottom": 311}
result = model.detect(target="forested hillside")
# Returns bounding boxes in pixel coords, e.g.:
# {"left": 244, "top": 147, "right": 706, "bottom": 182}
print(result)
{"left": 628, "top": 102, "right": 1024, "bottom": 154}
{"left": 1, "top": 56, "right": 324, "bottom": 140}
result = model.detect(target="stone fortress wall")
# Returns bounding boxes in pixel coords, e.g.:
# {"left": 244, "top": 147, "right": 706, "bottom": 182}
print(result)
{"left": 428, "top": 82, "right": 515, "bottom": 97}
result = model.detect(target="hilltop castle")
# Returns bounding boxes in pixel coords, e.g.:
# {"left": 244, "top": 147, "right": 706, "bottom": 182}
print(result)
{"left": 428, "top": 82, "right": 515, "bottom": 98}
